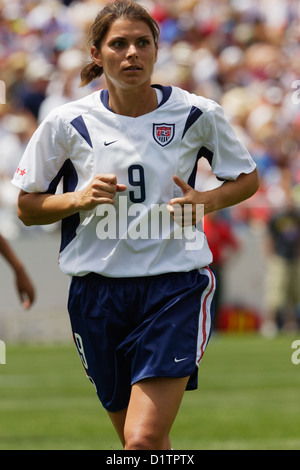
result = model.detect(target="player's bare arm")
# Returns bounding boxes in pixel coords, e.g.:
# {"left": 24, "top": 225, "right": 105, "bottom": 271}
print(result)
{"left": 17, "top": 174, "right": 127, "bottom": 226}
{"left": 0, "top": 234, "right": 35, "bottom": 308}
{"left": 168, "top": 168, "right": 259, "bottom": 225}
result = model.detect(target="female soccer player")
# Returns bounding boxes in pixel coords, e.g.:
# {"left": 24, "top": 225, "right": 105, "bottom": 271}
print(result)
{"left": 12, "top": 0, "right": 259, "bottom": 450}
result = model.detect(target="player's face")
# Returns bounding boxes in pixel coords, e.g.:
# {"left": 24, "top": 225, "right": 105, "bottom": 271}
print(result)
{"left": 92, "top": 18, "right": 158, "bottom": 91}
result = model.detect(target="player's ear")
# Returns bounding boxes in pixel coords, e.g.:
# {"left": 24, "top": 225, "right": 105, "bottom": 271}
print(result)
{"left": 91, "top": 46, "right": 103, "bottom": 68}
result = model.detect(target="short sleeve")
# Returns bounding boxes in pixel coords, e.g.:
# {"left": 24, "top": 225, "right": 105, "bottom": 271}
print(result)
{"left": 203, "top": 102, "right": 256, "bottom": 181}
{"left": 11, "top": 109, "right": 68, "bottom": 193}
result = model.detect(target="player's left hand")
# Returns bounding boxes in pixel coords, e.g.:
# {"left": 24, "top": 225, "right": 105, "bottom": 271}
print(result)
{"left": 167, "top": 176, "right": 205, "bottom": 226}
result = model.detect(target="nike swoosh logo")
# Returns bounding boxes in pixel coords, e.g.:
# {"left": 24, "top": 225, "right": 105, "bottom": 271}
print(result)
{"left": 174, "top": 357, "right": 188, "bottom": 363}
{"left": 104, "top": 140, "right": 117, "bottom": 146}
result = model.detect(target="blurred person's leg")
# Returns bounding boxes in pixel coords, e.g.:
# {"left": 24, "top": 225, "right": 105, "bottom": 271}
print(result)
{"left": 282, "top": 259, "right": 300, "bottom": 332}
{"left": 261, "top": 254, "right": 286, "bottom": 337}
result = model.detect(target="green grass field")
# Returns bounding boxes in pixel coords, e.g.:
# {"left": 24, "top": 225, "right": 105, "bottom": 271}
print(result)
{"left": 0, "top": 333, "right": 299, "bottom": 450}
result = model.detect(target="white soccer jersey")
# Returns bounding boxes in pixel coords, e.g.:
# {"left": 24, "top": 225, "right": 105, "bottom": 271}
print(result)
{"left": 12, "top": 85, "right": 256, "bottom": 277}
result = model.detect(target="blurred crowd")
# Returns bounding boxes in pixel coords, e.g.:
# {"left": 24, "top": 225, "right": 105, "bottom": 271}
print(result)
{"left": 0, "top": 0, "right": 299, "bottom": 220}
{"left": 0, "top": 0, "right": 299, "bottom": 330}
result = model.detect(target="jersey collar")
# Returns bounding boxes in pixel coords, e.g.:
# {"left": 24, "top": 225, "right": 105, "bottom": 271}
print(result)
{"left": 100, "top": 85, "right": 172, "bottom": 114}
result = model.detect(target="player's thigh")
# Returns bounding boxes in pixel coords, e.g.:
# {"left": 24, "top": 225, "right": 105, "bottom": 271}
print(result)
{"left": 124, "top": 376, "right": 189, "bottom": 449}
{"left": 107, "top": 408, "right": 127, "bottom": 447}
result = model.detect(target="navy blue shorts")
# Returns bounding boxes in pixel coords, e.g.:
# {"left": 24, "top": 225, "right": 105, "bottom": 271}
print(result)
{"left": 67, "top": 267, "right": 216, "bottom": 412}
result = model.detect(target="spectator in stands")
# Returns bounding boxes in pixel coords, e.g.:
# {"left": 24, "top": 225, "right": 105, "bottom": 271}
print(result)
{"left": 262, "top": 197, "right": 300, "bottom": 336}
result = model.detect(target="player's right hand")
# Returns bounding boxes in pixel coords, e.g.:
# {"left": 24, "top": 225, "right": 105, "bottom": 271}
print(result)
{"left": 76, "top": 174, "right": 127, "bottom": 210}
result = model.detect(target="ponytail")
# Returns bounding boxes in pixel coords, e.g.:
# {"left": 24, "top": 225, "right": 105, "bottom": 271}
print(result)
{"left": 80, "top": 62, "right": 103, "bottom": 87}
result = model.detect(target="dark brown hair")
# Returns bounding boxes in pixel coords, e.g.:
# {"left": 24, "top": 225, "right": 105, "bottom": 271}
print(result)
{"left": 80, "top": 0, "right": 160, "bottom": 87}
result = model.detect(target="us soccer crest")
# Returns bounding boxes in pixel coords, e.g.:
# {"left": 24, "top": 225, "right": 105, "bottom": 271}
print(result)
{"left": 153, "top": 123, "right": 175, "bottom": 147}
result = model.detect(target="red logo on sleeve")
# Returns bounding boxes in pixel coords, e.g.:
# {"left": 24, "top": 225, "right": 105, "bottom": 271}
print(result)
{"left": 16, "top": 167, "right": 26, "bottom": 176}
